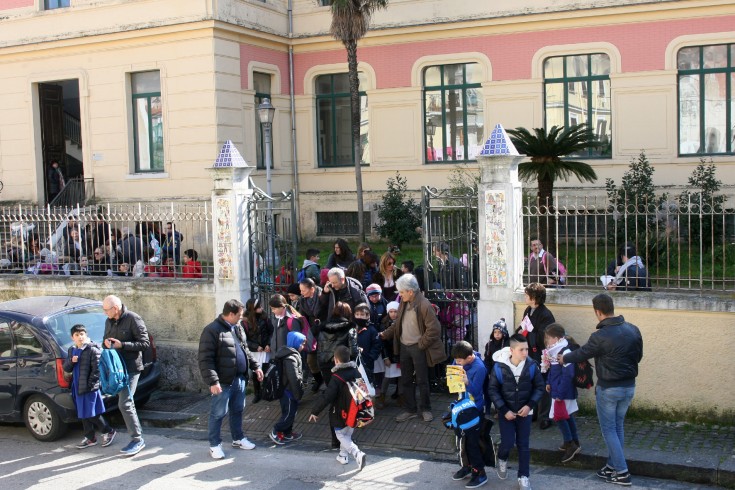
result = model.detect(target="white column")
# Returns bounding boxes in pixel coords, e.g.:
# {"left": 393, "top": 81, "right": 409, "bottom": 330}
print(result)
{"left": 209, "top": 141, "right": 254, "bottom": 308}
{"left": 476, "top": 124, "right": 525, "bottom": 344}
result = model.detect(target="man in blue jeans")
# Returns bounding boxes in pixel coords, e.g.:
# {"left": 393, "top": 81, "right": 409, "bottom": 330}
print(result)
{"left": 198, "top": 299, "right": 264, "bottom": 459}
{"left": 560, "top": 293, "right": 643, "bottom": 486}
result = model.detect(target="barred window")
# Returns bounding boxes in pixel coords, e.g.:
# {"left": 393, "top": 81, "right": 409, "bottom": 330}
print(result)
{"left": 316, "top": 212, "right": 371, "bottom": 236}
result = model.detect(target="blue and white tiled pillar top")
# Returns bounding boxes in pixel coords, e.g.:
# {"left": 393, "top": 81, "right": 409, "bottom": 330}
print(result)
{"left": 476, "top": 124, "right": 525, "bottom": 339}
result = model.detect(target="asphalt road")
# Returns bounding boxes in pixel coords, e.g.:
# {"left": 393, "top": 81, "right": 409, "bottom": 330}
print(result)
{"left": 0, "top": 424, "right": 719, "bottom": 489}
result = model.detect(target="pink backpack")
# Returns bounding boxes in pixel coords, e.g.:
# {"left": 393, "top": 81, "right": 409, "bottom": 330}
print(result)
{"left": 286, "top": 315, "right": 317, "bottom": 352}
{"left": 537, "top": 253, "right": 567, "bottom": 285}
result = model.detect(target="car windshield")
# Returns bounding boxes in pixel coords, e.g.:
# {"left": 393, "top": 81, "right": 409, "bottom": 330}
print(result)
{"left": 44, "top": 306, "right": 108, "bottom": 351}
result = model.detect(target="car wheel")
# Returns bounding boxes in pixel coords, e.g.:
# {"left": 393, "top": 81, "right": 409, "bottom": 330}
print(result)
{"left": 24, "top": 394, "right": 68, "bottom": 441}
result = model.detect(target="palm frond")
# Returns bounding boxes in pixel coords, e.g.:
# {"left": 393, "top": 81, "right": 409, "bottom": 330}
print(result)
{"left": 330, "top": 0, "right": 388, "bottom": 42}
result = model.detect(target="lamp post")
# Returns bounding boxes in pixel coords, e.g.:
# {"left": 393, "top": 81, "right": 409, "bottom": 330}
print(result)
{"left": 257, "top": 98, "right": 277, "bottom": 276}
{"left": 257, "top": 98, "right": 276, "bottom": 197}
{"left": 426, "top": 119, "right": 436, "bottom": 161}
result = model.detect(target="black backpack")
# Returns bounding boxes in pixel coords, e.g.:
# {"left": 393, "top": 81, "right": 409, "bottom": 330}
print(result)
{"left": 260, "top": 358, "right": 285, "bottom": 401}
{"left": 567, "top": 342, "right": 594, "bottom": 389}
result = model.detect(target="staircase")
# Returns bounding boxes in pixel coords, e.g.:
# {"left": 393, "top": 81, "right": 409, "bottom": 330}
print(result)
{"left": 54, "top": 111, "right": 93, "bottom": 207}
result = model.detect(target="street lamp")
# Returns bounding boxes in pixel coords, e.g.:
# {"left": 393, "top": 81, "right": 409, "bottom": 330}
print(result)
{"left": 257, "top": 98, "right": 276, "bottom": 197}
{"left": 426, "top": 119, "right": 436, "bottom": 160}
{"left": 257, "top": 98, "right": 277, "bottom": 275}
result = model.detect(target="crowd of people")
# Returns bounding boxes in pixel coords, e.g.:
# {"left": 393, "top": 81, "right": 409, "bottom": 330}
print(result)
{"left": 1, "top": 219, "right": 203, "bottom": 278}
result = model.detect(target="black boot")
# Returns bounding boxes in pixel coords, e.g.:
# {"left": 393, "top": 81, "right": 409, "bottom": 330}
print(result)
{"left": 311, "top": 372, "right": 324, "bottom": 393}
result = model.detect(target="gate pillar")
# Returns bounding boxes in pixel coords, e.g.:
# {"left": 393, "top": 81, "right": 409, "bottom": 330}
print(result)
{"left": 209, "top": 140, "right": 254, "bottom": 308}
{"left": 476, "top": 124, "right": 525, "bottom": 343}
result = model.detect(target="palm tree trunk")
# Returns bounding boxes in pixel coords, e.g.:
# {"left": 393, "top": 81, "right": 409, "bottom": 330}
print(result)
{"left": 345, "top": 38, "right": 365, "bottom": 242}
{"left": 537, "top": 178, "right": 556, "bottom": 254}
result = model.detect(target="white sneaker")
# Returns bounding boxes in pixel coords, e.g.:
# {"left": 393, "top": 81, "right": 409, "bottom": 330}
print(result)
{"left": 232, "top": 438, "right": 255, "bottom": 450}
{"left": 356, "top": 451, "right": 367, "bottom": 471}
{"left": 496, "top": 459, "right": 507, "bottom": 480}
{"left": 209, "top": 444, "right": 225, "bottom": 460}
{"left": 518, "top": 476, "right": 532, "bottom": 490}
{"left": 336, "top": 454, "right": 349, "bottom": 465}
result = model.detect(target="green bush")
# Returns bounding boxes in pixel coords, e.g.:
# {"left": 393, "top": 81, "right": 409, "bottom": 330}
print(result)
{"left": 374, "top": 172, "right": 421, "bottom": 248}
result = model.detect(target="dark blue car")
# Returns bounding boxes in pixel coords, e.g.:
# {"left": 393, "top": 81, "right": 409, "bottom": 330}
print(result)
{"left": 0, "top": 296, "right": 160, "bottom": 441}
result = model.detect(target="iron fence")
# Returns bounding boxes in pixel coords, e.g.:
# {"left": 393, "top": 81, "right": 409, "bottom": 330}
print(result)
{"left": 522, "top": 190, "right": 735, "bottom": 292}
{"left": 0, "top": 202, "right": 213, "bottom": 279}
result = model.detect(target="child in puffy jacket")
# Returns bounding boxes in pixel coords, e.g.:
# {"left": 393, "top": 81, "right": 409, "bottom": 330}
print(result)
{"left": 269, "top": 331, "right": 306, "bottom": 445}
{"left": 543, "top": 323, "right": 581, "bottom": 464}
{"left": 354, "top": 303, "right": 382, "bottom": 385}
{"left": 63, "top": 324, "right": 116, "bottom": 449}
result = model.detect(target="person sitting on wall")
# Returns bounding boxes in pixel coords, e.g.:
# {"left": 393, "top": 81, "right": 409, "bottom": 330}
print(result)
{"left": 605, "top": 243, "right": 652, "bottom": 292}
{"left": 528, "top": 238, "right": 559, "bottom": 286}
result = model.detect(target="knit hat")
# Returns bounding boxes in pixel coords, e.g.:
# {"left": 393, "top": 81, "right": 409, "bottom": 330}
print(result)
{"left": 287, "top": 283, "right": 301, "bottom": 296}
{"left": 287, "top": 331, "right": 306, "bottom": 350}
{"left": 387, "top": 301, "right": 400, "bottom": 312}
{"left": 365, "top": 283, "right": 382, "bottom": 296}
{"left": 492, "top": 318, "right": 508, "bottom": 336}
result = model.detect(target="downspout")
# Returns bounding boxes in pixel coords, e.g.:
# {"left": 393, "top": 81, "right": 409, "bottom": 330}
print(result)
{"left": 288, "top": 0, "right": 301, "bottom": 242}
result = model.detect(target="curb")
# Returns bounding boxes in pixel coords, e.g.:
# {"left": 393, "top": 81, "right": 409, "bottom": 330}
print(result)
{"left": 139, "top": 410, "right": 199, "bottom": 428}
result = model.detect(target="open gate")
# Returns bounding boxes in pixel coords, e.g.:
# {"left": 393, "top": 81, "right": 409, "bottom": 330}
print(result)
{"left": 247, "top": 184, "right": 298, "bottom": 305}
{"left": 421, "top": 186, "right": 479, "bottom": 357}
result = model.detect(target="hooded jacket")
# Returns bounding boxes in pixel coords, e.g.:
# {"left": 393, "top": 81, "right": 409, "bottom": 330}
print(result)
{"left": 452, "top": 352, "right": 487, "bottom": 413}
{"left": 310, "top": 361, "right": 360, "bottom": 428}
{"left": 488, "top": 346, "right": 545, "bottom": 416}
{"left": 274, "top": 331, "right": 305, "bottom": 400}
{"left": 563, "top": 315, "right": 643, "bottom": 388}
{"left": 317, "top": 316, "right": 357, "bottom": 368}
{"left": 63, "top": 341, "right": 102, "bottom": 395}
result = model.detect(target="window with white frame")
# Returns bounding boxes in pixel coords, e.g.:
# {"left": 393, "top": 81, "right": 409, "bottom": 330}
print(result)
{"left": 44, "top": 0, "right": 70, "bottom": 9}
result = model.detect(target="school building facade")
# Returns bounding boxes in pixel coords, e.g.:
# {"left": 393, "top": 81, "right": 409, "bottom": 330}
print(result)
{"left": 0, "top": 0, "right": 733, "bottom": 238}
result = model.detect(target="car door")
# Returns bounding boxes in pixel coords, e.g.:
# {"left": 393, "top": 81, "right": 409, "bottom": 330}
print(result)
{"left": 12, "top": 321, "right": 54, "bottom": 402}
{"left": 0, "top": 319, "right": 15, "bottom": 415}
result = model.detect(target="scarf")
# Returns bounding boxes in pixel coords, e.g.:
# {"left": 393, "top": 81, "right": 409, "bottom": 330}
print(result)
{"left": 614, "top": 256, "right": 645, "bottom": 285}
{"left": 541, "top": 337, "right": 568, "bottom": 372}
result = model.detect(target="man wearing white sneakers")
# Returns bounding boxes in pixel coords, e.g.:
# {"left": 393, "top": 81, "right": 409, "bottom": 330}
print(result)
{"left": 199, "top": 299, "right": 264, "bottom": 459}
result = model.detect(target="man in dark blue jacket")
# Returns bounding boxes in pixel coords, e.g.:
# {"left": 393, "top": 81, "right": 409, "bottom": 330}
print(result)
{"left": 199, "top": 299, "right": 263, "bottom": 460}
{"left": 561, "top": 293, "right": 643, "bottom": 486}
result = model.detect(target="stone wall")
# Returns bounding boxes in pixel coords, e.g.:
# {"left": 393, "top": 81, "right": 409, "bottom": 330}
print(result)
{"left": 511, "top": 290, "right": 735, "bottom": 422}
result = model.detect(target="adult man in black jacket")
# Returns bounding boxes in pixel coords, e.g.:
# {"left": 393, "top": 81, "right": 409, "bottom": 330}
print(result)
{"left": 561, "top": 293, "right": 643, "bottom": 486}
{"left": 320, "top": 267, "right": 368, "bottom": 314}
{"left": 199, "top": 299, "right": 263, "bottom": 460}
{"left": 103, "top": 295, "right": 150, "bottom": 456}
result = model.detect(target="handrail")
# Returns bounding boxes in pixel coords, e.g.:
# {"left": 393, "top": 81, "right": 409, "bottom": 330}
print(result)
{"left": 63, "top": 112, "right": 82, "bottom": 146}
{"left": 49, "top": 177, "right": 94, "bottom": 207}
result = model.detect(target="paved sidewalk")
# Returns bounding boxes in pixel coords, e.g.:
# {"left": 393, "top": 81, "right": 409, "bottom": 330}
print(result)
{"left": 139, "top": 389, "right": 735, "bottom": 488}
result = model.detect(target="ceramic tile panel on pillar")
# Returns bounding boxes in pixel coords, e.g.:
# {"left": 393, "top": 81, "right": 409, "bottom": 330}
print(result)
{"left": 209, "top": 140, "right": 254, "bottom": 310}
{"left": 477, "top": 124, "right": 525, "bottom": 346}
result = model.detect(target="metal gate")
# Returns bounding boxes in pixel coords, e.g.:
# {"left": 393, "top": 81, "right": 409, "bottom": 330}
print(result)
{"left": 421, "top": 186, "right": 479, "bottom": 356}
{"left": 247, "top": 184, "right": 298, "bottom": 305}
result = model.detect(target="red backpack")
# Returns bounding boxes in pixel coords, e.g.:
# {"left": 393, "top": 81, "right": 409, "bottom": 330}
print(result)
{"left": 333, "top": 373, "right": 375, "bottom": 428}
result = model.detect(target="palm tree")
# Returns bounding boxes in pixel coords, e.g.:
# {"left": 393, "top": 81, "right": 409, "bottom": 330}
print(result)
{"left": 507, "top": 124, "right": 598, "bottom": 253}
{"left": 328, "top": 0, "right": 388, "bottom": 242}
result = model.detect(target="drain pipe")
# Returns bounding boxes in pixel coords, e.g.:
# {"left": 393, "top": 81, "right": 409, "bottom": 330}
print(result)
{"left": 287, "top": 0, "right": 301, "bottom": 243}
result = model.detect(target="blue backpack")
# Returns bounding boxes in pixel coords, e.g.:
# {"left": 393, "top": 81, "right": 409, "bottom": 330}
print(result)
{"left": 99, "top": 348, "right": 129, "bottom": 395}
{"left": 445, "top": 391, "right": 481, "bottom": 435}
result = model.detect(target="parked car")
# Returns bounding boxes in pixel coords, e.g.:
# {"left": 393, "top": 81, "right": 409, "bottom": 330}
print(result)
{"left": 0, "top": 296, "right": 160, "bottom": 441}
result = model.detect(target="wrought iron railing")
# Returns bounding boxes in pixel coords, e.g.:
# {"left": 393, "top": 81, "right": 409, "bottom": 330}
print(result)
{"left": 63, "top": 111, "right": 82, "bottom": 147}
{"left": 522, "top": 190, "right": 735, "bottom": 292}
{"left": 0, "top": 202, "right": 213, "bottom": 279}
{"left": 49, "top": 177, "right": 94, "bottom": 208}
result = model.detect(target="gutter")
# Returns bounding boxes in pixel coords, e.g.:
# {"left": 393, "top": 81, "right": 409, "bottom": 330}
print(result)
{"left": 288, "top": 0, "right": 301, "bottom": 242}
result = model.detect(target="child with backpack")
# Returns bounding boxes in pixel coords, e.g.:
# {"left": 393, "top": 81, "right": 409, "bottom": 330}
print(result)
{"left": 63, "top": 324, "right": 116, "bottom": 449}
{"left": 309, "top": 345, "right": 367, "bottom": 471}
{"left": 354, "top": 303, "right": 381, "bottom": 385}
{"left": 543, "top": 323, "right": 581, "bottom": 463}
{"left": 488, "top": 334, "right": 545, "bottom": 490}
{"left": 377, "top": 301, "right": 402, "bottom": 408}
{"left": 449, "top": 341, "right": 488, "bottom": 489}
{"left": 269, "top": 331, "right": 307, "bottom": 445}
